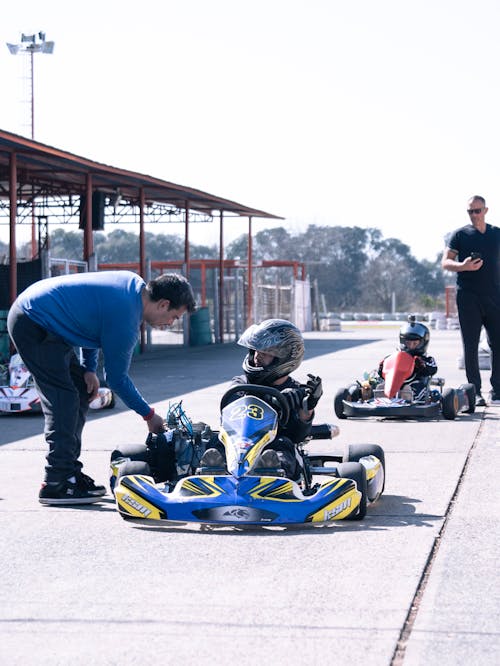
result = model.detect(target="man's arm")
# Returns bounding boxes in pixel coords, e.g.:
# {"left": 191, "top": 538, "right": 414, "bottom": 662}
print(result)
{"left": 441, "top": 247, "right": 483, "bottom": 272}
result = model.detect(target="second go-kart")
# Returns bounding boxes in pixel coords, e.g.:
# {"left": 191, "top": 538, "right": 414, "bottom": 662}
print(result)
{"left": 111, "top": 385, "right": 385, "bottom": 527}
{"left": 0, "top": 353, "right": 115, "bottom": 415}
{"left": 0, "top": 353, "right": 42, "bottom": 414}
{"left": 334, "top": 350, "right": 475, "bottom": 420}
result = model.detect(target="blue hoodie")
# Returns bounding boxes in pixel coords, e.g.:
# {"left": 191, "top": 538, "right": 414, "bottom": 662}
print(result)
{"left": 15, "top": 270, "right": 151, "bottom": 416}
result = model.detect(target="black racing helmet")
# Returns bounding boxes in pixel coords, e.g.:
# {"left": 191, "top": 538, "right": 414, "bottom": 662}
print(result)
{"left": 238, "top": 319, "right": 305, "bottom": 385}
{"left": 399, "top": 315, "right": 430, "bottom": 355}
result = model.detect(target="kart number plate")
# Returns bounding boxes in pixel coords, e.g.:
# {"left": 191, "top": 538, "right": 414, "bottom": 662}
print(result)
{"left": 0, "top": 400, "right": 22, "bottom": 411}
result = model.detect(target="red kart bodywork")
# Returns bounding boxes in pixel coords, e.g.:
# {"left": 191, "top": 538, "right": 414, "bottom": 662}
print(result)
{"left": 381, "top": 351, "right": 415, "bottom": 398}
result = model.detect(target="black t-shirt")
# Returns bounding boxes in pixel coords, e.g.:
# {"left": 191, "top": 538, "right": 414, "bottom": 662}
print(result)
{"left": 447, "top": 223, "right": 500, "bottom": 295}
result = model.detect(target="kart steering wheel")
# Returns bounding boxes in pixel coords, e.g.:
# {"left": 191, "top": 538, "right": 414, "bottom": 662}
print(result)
{"left": 220, "top": 384, "right": 290, "bottom": 426}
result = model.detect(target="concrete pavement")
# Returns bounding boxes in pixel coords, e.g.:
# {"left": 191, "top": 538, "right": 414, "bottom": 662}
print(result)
{"left": 0, "top": 325, "right": 498, "bottom": 665}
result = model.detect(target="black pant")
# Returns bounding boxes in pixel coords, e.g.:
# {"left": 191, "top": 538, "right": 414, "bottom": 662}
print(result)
{"left": 457, "top": 289, "right": 500, "bottom": 396}
{"left": 7, "top": 303, "right": 89, "bottom": 482}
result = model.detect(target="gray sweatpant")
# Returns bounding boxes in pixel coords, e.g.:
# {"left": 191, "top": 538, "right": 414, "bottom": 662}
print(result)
{"left": 7, "top": 303, "right": 90, "bottom": 482}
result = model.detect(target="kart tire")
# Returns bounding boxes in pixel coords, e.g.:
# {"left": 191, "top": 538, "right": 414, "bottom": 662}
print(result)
{"left": 442, "top": 388, "right": 458, "bottom": 420}
{"left": 343, "top": 443, "right": 385, "bottom": 495}
{"left": 337, "top": 462, "right": 367, "bottom": 520}
{"left": 461, "top": 383, "right": 476, "bottom": 414}
{"left": 114, "top": 460, "right": 151, "bottom": 484}
{"left": 110, "top": 442, "right": 149, "bottom": 463}
{"left": 334, "top": 388, "right": 349, "bottom": 419}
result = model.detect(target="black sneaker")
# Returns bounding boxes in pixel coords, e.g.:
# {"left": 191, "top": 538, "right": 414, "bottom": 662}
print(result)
{"left": 39, "top": 478, "right": 103, "bottom": 505}
{"left": 76, "top": 472, "right": 106, "bottom": 497}
{"left": 490, "top": 392, "right": 500, "bottom": 405}
{"left": 475, "top": 394, "right": 486, "bottom": 407}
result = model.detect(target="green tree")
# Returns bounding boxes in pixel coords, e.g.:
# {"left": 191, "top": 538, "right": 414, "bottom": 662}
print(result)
{"left": 49, "top": 228, "right": 86, "bottom": 259}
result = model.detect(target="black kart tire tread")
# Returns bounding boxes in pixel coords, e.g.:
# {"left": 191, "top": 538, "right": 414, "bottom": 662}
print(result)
{"left": 115, "top": 460, "right": 151, "bottom": 482}
{"left": 334, "top": 387, "right": 349, "bottom": 419}
{"left": 462, "top": 383, "right": 476, "bottom": 414}
{"left": 442, "top": 388, "right": 458, "bottom": 420}
{"left": 110, "top": 442, "right": 149, "bottom": 462}
{"left": 343, "top": 443, "right": 385, "bottom": 495}
{"left": 337, "top": 461, "right": 367, "bottom": 520}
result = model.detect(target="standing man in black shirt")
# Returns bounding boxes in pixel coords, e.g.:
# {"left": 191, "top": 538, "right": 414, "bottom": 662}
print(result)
{"left": 442, "top": 195, "right": 500, "bottom": 406}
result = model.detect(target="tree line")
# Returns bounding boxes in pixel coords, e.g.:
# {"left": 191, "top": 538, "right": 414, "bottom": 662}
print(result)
{"left": 1, "top": 225, "right": 452, "bottom": 312}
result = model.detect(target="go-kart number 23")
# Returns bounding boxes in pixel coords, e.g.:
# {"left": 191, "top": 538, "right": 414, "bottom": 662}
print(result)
{"left": 230, "top": 403, "right": 264, "bottom": 420}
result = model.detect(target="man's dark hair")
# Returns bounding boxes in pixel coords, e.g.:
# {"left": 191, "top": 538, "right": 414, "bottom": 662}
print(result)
{"left": 469, "top": 195, "right": 486, "bottom": 206}
{"left": 146, "top": 273, "right": 196, "bottom": 312}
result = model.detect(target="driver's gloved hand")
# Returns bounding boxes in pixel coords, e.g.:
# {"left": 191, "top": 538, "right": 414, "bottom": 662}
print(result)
{"left": 281, "top": 387, "right": 307, "bottom": 412}
{"left": 305, "top": 374, "right": 323, "bottom": 410}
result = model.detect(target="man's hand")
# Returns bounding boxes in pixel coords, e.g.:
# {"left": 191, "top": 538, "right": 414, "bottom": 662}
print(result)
{"left": 83, "top": 371, "right": 100, "bottom": 402}
{"left": 147, "top": 412, "right": 165, "bottom": 434}
{"left": 463, "top": 256, "right": 483, "bottom": 271}
{"left": 281, "top": 387, "right": 306, "bottom": 412}
{"left": 305, "top": 374, "right": 323, "bottom": 410}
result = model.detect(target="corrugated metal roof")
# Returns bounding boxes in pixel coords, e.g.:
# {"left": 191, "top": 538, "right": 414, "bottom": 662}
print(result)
{"left": 0, "top": 128, "right": 282, "bottom": 220}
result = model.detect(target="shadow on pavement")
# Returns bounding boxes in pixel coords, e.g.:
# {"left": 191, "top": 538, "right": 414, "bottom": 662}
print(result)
{"left": 0, "top": 337, "right": 377, "bottom": 448}
{"left": 76, "top": 492, "right": 438, "bottom": 535}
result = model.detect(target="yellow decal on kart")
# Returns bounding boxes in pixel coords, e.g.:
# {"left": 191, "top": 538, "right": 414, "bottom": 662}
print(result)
{"left": 309, "top": 484, "right": 361, "bottom": 522}
{"left": 179, "top": 477, "right": 225, "bottom": 497}
{"left": 249, "top": 478, "right": 298, "bottom": 501}
{"left": 116, "top": 487, "right": 163, "bottom": 520}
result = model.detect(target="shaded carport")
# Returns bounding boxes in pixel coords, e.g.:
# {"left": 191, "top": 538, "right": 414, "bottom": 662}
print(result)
{"left": 0, "top": 128, "right": 282, "bottom": 343}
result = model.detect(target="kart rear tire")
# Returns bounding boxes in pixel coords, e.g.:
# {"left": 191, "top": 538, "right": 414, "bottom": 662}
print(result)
{"left": 114, "top": 459, "right": 151, "bottom": 483}
{"left": 334, "top": 388, "right": 349, "bottom": 419}
{"left": 442, "top": 388, "right": 458, "bottom": 420}
{"left": 110, "top": 443, "right": 148, "bottom": 463}
{"left": 337, "top": 462, "right": 367, "bottom": 520}
{"left": 343, "top": 443, "right": 385, "bottom": 495}
{"left": 343, "top": 443, "right": 385, "bottom": 468}
{"left": 461, "top": 383, "right": 476, "bottom": 414}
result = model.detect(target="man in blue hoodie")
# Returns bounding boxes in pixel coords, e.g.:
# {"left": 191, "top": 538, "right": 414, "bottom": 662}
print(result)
{"left": 7, "top": 270, "right": 195, "bottom": 505}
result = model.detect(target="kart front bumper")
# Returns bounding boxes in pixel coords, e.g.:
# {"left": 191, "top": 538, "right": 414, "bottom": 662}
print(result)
{"left": 114, "top": 472, "right": 362, "bottom": 526}
{"left": 342, "top": 399, "right": 441, "bottom": 419}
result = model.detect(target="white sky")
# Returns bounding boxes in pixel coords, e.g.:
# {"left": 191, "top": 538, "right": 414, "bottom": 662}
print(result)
{"left": 1, "top": 0, "right": 499, "bottom": 260}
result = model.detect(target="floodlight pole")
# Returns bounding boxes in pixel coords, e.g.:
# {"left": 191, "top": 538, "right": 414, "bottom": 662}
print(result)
{"left": 29, "top": 47, "right": 35, "bottom": 139}
{"left": 6, "top": 32, "right": 54, "bottom": 257}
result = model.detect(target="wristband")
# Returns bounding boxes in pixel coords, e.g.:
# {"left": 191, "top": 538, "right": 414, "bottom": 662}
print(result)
{"left": 143, "top": 408, "right": 155, "bottom": 422}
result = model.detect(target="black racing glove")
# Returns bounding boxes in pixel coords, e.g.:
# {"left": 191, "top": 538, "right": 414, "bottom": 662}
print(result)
{"left": 305, "top": 374, "right": 323, "bottom": 410}
{"left": 281, "top": 387, "right": 307, "bottom": 412}
{"left": 414, "top": 356, "right": 425, "bottom": 370}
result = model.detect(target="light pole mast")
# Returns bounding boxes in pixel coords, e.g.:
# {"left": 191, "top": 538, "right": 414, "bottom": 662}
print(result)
{"left": 6, "top": 32, "right": 55, "bottom": 257}
{"left": 6, "top": 32, "right": 55, "bottom": 139}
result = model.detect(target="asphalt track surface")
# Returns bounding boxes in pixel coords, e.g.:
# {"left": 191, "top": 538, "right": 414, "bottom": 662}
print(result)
{"left": 0, "top": 325, "right": 498, "bottom": 665}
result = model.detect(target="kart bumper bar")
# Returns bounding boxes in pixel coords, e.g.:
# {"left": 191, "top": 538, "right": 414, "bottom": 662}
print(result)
{"left": 342, "top": 401, "right": 441, "bottom": 419}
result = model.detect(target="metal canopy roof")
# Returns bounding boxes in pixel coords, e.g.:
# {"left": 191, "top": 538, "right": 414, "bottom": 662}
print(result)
{"left": 0, "top": 128, "right": 282, "bottom": 220}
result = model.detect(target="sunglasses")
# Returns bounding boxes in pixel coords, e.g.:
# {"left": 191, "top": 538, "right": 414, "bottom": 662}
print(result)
{"left": 467, "top": 208, "right": 483, "bottom": 215}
